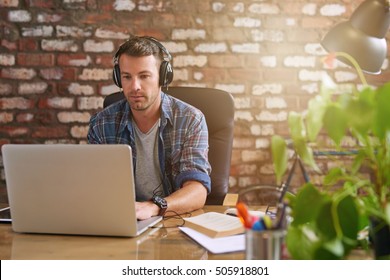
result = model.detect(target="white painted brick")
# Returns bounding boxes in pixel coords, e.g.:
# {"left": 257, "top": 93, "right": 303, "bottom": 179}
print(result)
{"left": 78, "top": 97, "right": 104, "bottom": 110}
{"left": 101, "top": 84, "right": 119, "bottom": 96}
{"left": 173, "top": 55, "right": 207, "bottom": 67}
{"left": 229, "top": 176, "right": 237, "bottom": 188}
{"left": 70, "top": 125, "right": 89, "bottom": 139}
{"left": 197, "top": 18, "right": 206, "bottom": 25}
{"left": 242, "top": 150, "right": 269, "bottom": 162}
{"left": 138, "top": 2, "right": 154, "bottom": 11}
{"left": 249, "top": 3, "right": 280, "bottom": 14}
{"left": 0, "top": 0, "right": 18, "bottom": 7}
{"left": 255, "top": 138, "right": 270, "bottom": 149}
{"left": 235, "top": 111, "right": 253, "bottom": 122}
{"left": 0, "top": 54, "right": 15, "bottom": 66}
{"left": 68, "top": 83, "right": 94, "bottom": 95}
{"left": 2, "top": 68, "right": 36, "bottom": 80}
{"left": 95, "top": 28, "right": 128, "bottom": 39}
{"left": 41, "top": 39, "right": 78, "bottom": 52}
{"left": 320, "top": 4, "right": 346, "bottom": 16}
{"left": 172, "top": 29, "right": 206, "bottom": 40}
{"left": 260, "top": 163, "right": 275, "bottom": 175}
{"left": 250, "top": 124, "right": 261, "bottom": 136}
{"left": 68, "top": 55, "right": 92, "bottom": 67}
{"left": 18, "top": 82, "right": 48, "bottom": 95}
{"left": 0, "top": 84, "right": 12, "bottom": 95}
{"left": 113, "top": 0, "right": 136, "bottom": 11}
{"left": 260, "top": 124, "right": 275, "bottom": 136}
{"left": 48, "top": 97, "right": 74, "bottom": 109}
{"left": 37, "top": 12, "right": 62, "bottom": 23}
{"left": 301, "top": 83, "right": 319, "bottom": 94}
{"left": 161, "top": 42, "right": 187, "bottom": 53}
{"left": 178, "top": 82, "right": 207, "bottom": 88}
{"left": 78, "top": 69, "right": 112, "bottom": 81}
{"left": 64, "top": 0, "right": 86, "bottom": 3}
{"left": 22, "top": 26, "right": 53, "bottom": 37}
{"left": 215, "top": 84, "right": 245, "bottom": 94}
{"left": 302, "top": 3, "right": 317, "bottom": 15}
{"left": 8, "top": 10, "right": 31, "bottom": 22}
{"left": 174, "top": 69, "right": 189, "bottom": 81}
{"left": 56, "top": 25, "right": 92, "bottom": 37}
{"left": 233, "top": 3, "right": 244, "bottom": 13}
{"left": 231, "top": 43, "right": 260, "bottom": 54}
{"left": 335, "top": 71, "right": 357, "bottom": 83}
{"left": 212, "top": 2, "right": 226, "bottom": 12}
{"left": 252, "top": 84, "right": 283, "bottom": 95}
{"left": 299, "top": 69, "right": 327, "bottom": 82}
{"left": 193, "top": 71, "right": 203, "bottom": 81}
{"left": 233, "top": 138, "right": 253, "bottom": 149}
{"left": 235, "top": 97, "right": 251, "bottom": 109}
{"left": 265, "top": 97, "right": 287, "bottom": 109}
{"left": 284, "top": 56, "right": 316, "bottom": 68}
{"left": 194, "top": 43, "right": 227, "bottom": 53}
{"left": 286, "top": 18, "right": 297, "bottom": 26}
{"left": 260, "top": 56, "right": 277, "bottom": 67}
{"left": 0, "top": 97, "right": 31, "bottom": 109}
{"left": 0, "top": 112, "right": 13, "bottom": 123}
{"left": 251, "top": 30, "right": 284, "bottom": 42}
{"left": 58, "top": 112, "right": 91, "bottom": 123}
{"left": 234, "top": 17, "right": 261, "bottom": 28}
{"left": 83, "top": 40, "right": 114, "bottom": 53}
{"left": 255, "top": 111, "right": 288, "bottom": 122}
{"left": 304, "top": 43, "right": 327, "bottom": 55}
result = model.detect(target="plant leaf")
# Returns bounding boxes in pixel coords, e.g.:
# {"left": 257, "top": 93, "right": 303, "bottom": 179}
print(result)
{"left": 306, "top": 95, "right": 326, "bottom": 141}
{"left": 271, "top": 135, "right": 288, "bottom": 185}
{"left": 292, "top": 183, "right": 327, "bottom": 226}
{"left": 286, "top": 225, "right": 317, "bottom": 260}
{"left": 323, "top": 104, "right": 348, "bottom": 147}
{"left": 374, "top": 83, "right": 390, "bottom": 139}
{"left": 288, "top": 111, "right": 306, "bottom": 140}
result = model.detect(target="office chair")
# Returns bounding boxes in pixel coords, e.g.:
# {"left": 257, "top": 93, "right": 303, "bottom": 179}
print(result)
{"left": 103, "top": 87, "right": 235, "bottom": 205}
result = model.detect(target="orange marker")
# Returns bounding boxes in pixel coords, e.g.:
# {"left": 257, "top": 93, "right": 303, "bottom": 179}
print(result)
{"left": 236, "top": 201, "right": 254, "bottom": 228}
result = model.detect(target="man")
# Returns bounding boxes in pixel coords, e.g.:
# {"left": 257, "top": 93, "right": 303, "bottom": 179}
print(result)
{"left": 87, "top": 35, "right": 211, "bottom": 220}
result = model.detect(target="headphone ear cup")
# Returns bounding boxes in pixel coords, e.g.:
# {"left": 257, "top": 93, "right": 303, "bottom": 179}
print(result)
{"left": 159, "top": 61, "right": 173, "bottom": 87}
{"left": 113, "top": 63, "right": 122, "bottom": 88}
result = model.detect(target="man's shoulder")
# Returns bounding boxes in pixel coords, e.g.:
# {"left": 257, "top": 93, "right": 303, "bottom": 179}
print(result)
{"left": 90, "top": 99, "right": 128, "bottom": 124}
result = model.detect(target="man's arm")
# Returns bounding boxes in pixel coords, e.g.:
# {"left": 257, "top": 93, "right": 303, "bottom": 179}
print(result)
{"left": 135, "top": 180, "right": 207, "bottom": 220}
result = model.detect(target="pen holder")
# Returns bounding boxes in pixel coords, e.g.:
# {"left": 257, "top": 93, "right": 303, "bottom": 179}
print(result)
{"left": 245, "top": 229, "right": 286, "bottom": 260}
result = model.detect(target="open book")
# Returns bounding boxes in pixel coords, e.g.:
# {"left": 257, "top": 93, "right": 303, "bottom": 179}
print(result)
{"left": 182, "top": 212, "right": 244, "bottom": 238}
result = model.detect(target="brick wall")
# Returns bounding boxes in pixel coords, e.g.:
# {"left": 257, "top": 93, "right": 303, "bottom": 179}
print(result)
{"left": 1, "top": 0, "right": 389, "bottom": 203}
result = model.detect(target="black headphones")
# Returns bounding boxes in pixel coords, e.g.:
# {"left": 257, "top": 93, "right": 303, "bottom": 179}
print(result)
{"left": 112, "top": 36, "right": 174, "bottom": 88}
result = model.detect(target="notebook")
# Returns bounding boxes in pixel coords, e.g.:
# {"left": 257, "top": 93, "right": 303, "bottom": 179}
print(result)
{"left": 1, "top": 144, "right": 162, "bottom": 237}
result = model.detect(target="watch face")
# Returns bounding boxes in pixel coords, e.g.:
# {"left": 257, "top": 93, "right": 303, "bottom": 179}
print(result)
{"left": 153, "top": 196, "right": 167, "bottom": 208}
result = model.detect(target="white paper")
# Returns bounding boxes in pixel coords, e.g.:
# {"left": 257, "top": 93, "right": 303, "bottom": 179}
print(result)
{"left": 179, "top": 226, "right": 245, "bottom": 254}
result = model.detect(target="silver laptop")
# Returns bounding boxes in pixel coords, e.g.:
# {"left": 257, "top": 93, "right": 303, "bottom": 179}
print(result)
{"left": 1, "top": 144, "right": 162, "bottom": 237}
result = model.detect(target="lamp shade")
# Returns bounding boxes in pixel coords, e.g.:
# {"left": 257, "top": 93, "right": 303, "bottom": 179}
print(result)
{"left": 321, "top": 0, "right": 390, "bottom": 74}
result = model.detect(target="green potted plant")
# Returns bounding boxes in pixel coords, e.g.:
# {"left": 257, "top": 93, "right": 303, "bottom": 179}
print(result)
{"left": 271, "top": 53, "right": 390, "bottom": 259}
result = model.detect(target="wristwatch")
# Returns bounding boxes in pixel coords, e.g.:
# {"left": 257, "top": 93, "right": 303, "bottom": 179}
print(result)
{"left": 152, "top": 195, "right": 168, "bottom": 216}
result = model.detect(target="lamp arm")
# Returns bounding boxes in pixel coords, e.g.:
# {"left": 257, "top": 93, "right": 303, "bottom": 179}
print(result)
{"left": 334, "top": 51, "right": 368, "bottom": 86}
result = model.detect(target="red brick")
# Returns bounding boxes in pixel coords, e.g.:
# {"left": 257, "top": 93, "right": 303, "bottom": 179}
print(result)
{"left": 17, "top": 53, "right": 55, "bottom": 66}
{"left": 57, "top": 54, "right": 83, "bottom": 66}
{"left": 28, "top": 0, "right": 57, "bottom": 8}
{"left": 18, "top": 38, "right": 38, "bottom": 51}
{"left": 31, "top": 126, "right": 69, "bottom": 138}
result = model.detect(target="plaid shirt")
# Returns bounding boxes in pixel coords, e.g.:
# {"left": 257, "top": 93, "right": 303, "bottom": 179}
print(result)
{"left": 87, "top": 92, "right": 211, "bottom": 195}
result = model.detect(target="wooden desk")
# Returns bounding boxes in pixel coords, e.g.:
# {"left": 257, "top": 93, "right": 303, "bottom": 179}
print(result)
{"left": 0, "top": 205, "right": 244, "bottom": 260}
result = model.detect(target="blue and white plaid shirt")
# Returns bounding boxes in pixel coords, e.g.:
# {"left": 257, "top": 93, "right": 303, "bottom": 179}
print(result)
{"left": 87, "top": 92, "right": 211, "bottom": 195}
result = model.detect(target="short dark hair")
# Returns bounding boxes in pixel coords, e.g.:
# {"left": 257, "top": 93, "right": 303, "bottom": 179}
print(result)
{"left": 114, "top": 35, "right": 164, "bottom": 64}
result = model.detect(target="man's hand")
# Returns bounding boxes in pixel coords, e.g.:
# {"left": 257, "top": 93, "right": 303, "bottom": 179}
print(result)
{"left": 135, "top": 201, "right": 159, "bottom": 220}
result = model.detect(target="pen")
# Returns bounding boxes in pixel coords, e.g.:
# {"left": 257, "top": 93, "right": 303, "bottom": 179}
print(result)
{"left": 236, "top": 201, "right": 254, "bottom": 229}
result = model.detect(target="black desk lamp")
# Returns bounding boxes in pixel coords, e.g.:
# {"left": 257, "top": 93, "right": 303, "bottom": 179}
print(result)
{"left": 321, "top": 0, "right": 390, "bottom": 75}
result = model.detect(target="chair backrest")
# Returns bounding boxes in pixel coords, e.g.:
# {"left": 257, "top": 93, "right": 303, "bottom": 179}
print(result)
{"left": 103, "top": 87, "right": 235, "bottom": 205}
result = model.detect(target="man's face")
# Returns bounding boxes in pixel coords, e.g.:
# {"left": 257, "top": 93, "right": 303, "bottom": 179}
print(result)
{"left": 119, "top": 54, "right": 161, "bottom": 112}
